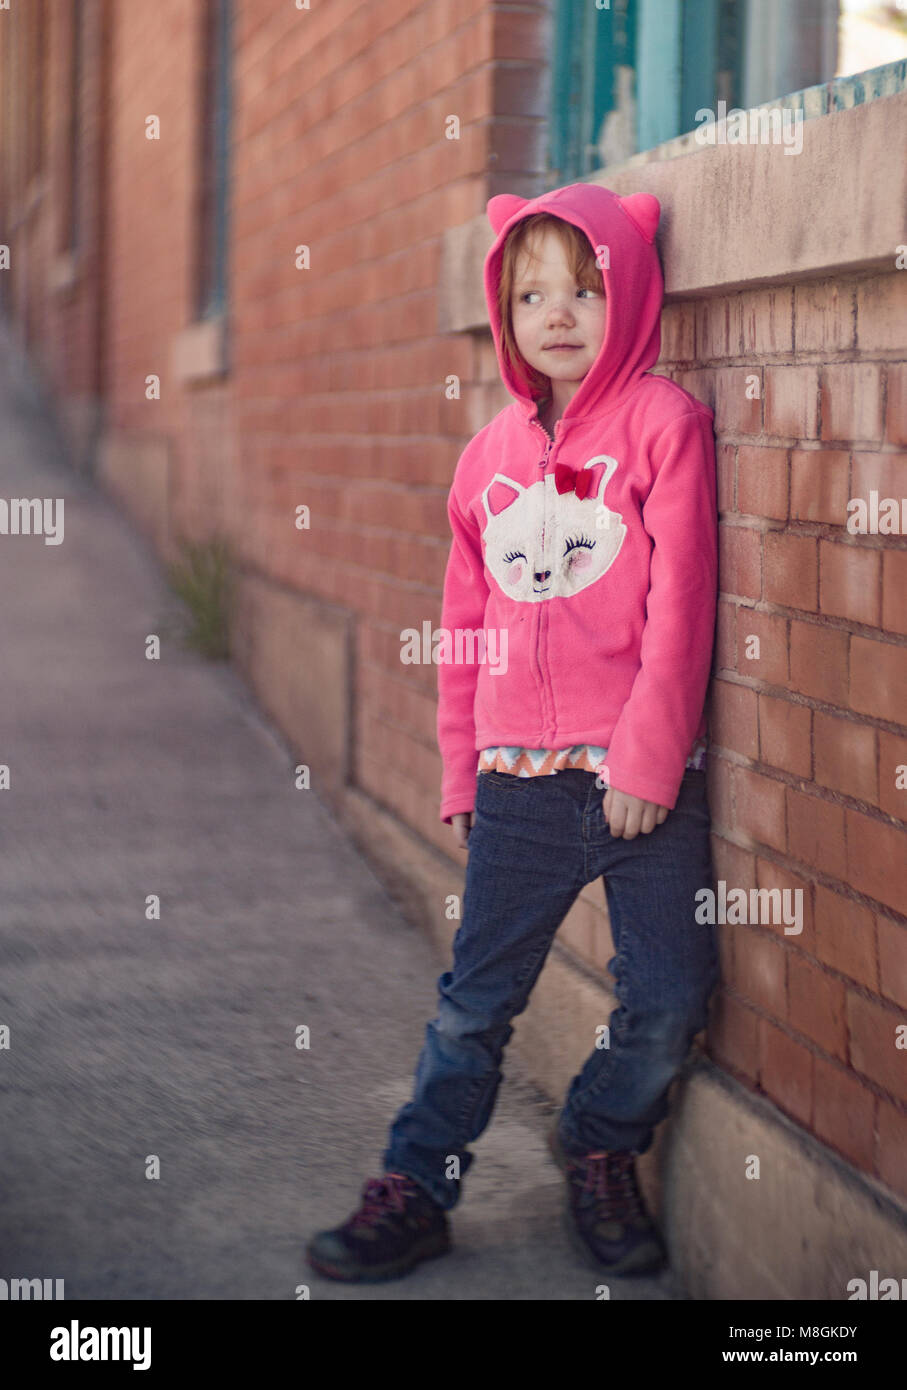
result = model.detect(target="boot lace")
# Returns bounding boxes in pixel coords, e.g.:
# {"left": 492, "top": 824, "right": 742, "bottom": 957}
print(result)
{"left": 349, "top": 1173, "right": 417, "bottom": 1229}
{"left": 569, "top": 1150, "right": 643, "bottom": 1221}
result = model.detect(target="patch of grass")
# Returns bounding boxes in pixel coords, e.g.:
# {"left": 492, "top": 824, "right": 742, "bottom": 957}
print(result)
{"left": 165, "top": 536, "right": 235, "bottom": 660}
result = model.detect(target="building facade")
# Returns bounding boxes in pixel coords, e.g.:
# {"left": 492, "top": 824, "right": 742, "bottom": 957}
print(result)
{"left": 1, "top": 0, "right": 906, "bottom": 1296}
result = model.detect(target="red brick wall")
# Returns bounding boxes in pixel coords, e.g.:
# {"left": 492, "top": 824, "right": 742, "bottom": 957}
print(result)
{"left": 227, "top": 0, "right": 549, "bottom": 844}
{"left": 669, "top": 274, "right": 907, "bottom": 1199}
{"left": 1, "top": 0, "right": 904, "bottom": 1206}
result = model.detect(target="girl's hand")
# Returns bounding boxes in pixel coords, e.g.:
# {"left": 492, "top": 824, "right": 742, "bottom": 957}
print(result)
{"left": 450, "top": 812, "right": 473, "bottom": 850}
{"left": 602, "top": 785, "right": 669, "bottom": 839}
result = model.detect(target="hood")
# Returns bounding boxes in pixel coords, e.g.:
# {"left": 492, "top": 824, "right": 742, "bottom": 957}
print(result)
{"left": 483, "top": 182, "right": 664, "bottom": 426}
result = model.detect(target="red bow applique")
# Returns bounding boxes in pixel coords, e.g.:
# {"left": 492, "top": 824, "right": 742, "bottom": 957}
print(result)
{"left": 554, "top": 462, "right": 594, "bottom": 499}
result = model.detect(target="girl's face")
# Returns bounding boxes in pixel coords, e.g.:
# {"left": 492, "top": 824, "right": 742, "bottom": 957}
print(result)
{"left": 510, "top": 227, "right": 606, "bottom": 395}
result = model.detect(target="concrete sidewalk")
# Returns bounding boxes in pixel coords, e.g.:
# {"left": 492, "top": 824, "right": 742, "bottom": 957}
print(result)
{"left": 0, "top": 326, "right": 683, "bottom": 1300}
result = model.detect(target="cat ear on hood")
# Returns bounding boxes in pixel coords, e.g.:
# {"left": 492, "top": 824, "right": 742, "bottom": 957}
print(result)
{"left": 617, "top": 192, "right": 660, "bottom": 244}
{"left": 486, "top": 194, "right": 529, "bottom": 234}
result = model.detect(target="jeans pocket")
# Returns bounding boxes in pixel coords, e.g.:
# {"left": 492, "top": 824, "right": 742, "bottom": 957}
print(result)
{"left": 480, "top": 769, "right": 525, "bottom": 793}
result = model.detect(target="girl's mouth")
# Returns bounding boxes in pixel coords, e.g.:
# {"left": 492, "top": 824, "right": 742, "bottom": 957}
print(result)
{"left": 545, "top": 345, "right": 582, "bottom": 352}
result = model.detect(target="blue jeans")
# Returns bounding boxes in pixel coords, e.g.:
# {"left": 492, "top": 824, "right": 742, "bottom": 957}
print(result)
{"left": 382, "top": 767, "right": 720, "bottom": 1211}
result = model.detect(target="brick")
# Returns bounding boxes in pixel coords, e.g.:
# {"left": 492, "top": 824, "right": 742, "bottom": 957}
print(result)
{"left": 820, "top": 363, "right": 884, "bottom": 444}
{"left": 850, "top": 451, "right": 907, "bottom": 515}
{"left": 716, "top": 598, "right": 737, "bottom": 672}
{"left": 719, "top": 523, "right": 762, "bottom": 600}
{"left": 707, "top": 758, "right": 734, "bottom": 835}
{"left": 742, "top": 285, "right": 793, "bottom": 355}
{"left": 714, "top": 367, "right": 763, "bottom": 435}
{"left": 707, "top": 989, "right": 760, "bottom": 1085}
{"left": 788, "top": 954, "right": 848, "bottom": 1059}
{"left": 737, "top": 446, "right": 789, "bottom": 519}
{"left": 790, "top": 448, "right": 851, "bottom": 525}
{"left": 716, "top": 441, "right": 736, "bottom": 513}
{"left": 878, "top": 730, "right": 907, "bottom": 821}
{"left": 712, "top": 837, "right": 757, "bottom": 895}
{"left": 877, "top": 916, "right": 907, "bottom": 1011}
{"left": 758, "top": 693, "right": 812, "bottom": 778}
{"left": 733, "top": 928, "right": 787, "bottom": 1013}
{"left": 786, "top": 786, "right": 847, "bottom": 879}
{"left": 758, "top": 1019, "right": 814, "bottom": 1127}
{"left": 735, "top": 767, "right": 787, "bottom": 852}
{"left": 697, "top": 298, "right": 744, "bottom": 358}
{"left": 764, "top": 365, "right": 819, "bottom": 440}
{"left": 847, "top": 991, "right": 907, "bottom": 1102}
{"left": 813, "top": 1055, "right": 875, "bottom": 1171}
{"left": 844, "top": 806, "right": 905, "bottom": 922}
{"left": 764, "top": 531, "right": 818, "bottom": 611}
{"left": 814, "top": 885, "right": 877, "bottom": 990}
{"left": 788, "top": 620, "right": 849, "bottom": 705}
{"left": 716, "top": 914, "right": 736, "bottom": 988}
{"left": 755, "top": 857, "right": 815, "bottom": 952}
{"left": 886, "top": 363, "right": 907, "bottom": 446}
{"left": 661, "top": 302, "right": 697, "bottom": 364}
{"left": 736, "top": 610, "right": 789, "bottom": 688}
{"left": 876, "top": 1098, "right": 907, "bottom": 1200}
{"left": 813, "top": 710, "right": 878, "bottom": 805}
{"left": 855, "top": 271, "right": 907, "bottom": 352}
{"left": 711, "top": 679, "right": 759, "bottom": 759}
{"left": 794, "top": 280, "right": 855, "bottom": 353}
{"left": 850, "top": 634, "right": 907, "bottom": 724}
{"left": 818, "top": 538, "right": 881, "bottom": 627}
{"left": 881, "top": 550, "right": 907, "bottom": 637}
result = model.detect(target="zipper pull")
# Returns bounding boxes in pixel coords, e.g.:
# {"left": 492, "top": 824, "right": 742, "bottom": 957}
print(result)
{"left": 539, "top": 435, "right": 553, "bottom": 470}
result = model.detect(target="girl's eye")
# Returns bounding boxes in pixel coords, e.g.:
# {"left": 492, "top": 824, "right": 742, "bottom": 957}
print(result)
{"left": 564, "top": 535, "right": 595, "bottom": 555}
{"left": 503, "top": 550, "right": 526, "bottom": 563}
{"left": 518, "top": 287, "right": 598, "bottom": 303}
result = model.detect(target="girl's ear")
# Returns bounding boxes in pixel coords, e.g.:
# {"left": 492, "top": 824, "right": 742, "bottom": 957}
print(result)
{"left": 617, "top": 192, "right": 660, "bottom": 244}
{"left": 487, "top": 194, "right": 529, "bottom": 234}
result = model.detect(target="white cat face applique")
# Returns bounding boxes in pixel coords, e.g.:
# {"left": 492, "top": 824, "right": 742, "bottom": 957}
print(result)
{"left": 481, "top": 455, "right": 627, "bottom": 601}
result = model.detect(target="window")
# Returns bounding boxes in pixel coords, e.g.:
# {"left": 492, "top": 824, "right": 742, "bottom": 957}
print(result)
{"left": 195, "top": 0, "right": 231, "bottom": 321}
{"left": 548, "top": 0, "right": 907, "bottom": 178}
{"left": 60, "top": 0, "right": 83, "bottom": 253}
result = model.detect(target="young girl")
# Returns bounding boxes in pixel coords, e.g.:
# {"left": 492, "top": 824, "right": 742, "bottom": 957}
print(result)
{"left": 307, "top": 182, "right": 720, "bottom": 1284}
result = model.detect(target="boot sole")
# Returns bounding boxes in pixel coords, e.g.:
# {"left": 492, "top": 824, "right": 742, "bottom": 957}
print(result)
{"left": 306, "top": 1228, "right": 452, "bottom": 1284}
{"left": 547, "top": 1120, "right": 668, "bottom": 1278}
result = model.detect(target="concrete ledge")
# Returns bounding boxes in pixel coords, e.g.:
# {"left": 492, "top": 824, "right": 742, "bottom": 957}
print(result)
{"left": 439, "top": 87, "right": 907, "bottom": 331}
{"left": 95, "top": 434, "right": 172, "bottom": 558}
{"left": 230, "top": 570, "right": 353, "bottom": 799}
{"left": 666, "top": 1059, "right": 907, "bottom": 1300}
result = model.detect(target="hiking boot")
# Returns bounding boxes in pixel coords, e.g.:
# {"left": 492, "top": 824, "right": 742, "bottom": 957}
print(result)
{"left": 306, "top": 1171, "right": 452, "bottom": 1283}
{"left": 548, "top": 1120, "right": 667, "bottom": 1276}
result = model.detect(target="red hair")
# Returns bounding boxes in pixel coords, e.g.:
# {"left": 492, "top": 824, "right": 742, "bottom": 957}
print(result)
{"left": 496, "top": 213, "right": 603, "bottom": 404}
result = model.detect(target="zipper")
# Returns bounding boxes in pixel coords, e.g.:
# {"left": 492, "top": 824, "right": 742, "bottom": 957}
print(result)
{"left": 529, "top": 414, "right": 559, "bottom": 735}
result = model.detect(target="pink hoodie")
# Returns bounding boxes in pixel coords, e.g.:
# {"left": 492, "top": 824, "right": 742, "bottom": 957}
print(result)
{"left": 437, "top": 182, "right": 718, "bottom": 823}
